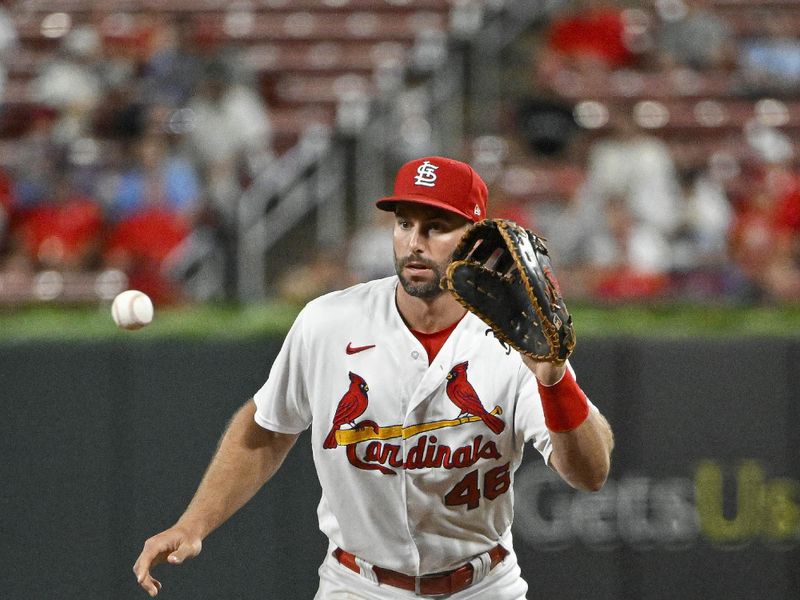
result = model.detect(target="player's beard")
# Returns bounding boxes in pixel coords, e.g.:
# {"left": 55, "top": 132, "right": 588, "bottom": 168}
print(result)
{"left": 394, "top": 252, "right": 452, "bottom": 299}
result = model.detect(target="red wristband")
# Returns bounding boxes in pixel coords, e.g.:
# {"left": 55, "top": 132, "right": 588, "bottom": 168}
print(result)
{"left": 537, "top": 368, "right": 590, "bottom": 432}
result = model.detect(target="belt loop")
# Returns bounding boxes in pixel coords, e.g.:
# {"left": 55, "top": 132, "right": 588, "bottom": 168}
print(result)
{"left": 468, "top": 551, "right": 492, "bottom": 586}
{"left": 355, "top": 556, "right": 379, "bottom": 584}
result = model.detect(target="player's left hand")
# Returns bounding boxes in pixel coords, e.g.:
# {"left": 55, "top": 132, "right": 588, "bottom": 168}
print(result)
{"left": 444, "top": 219, "right": 576, "bottom": 366}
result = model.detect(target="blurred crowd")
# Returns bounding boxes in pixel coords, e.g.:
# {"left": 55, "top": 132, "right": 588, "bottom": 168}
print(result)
{"left": 1, "top": 0, "right": 800, "bottom": 307}
{"left": 473, "top": 0, "right": 800, "bottom": 304}
{"left": 0, "top": 6, "right": 273, "bottom": 304}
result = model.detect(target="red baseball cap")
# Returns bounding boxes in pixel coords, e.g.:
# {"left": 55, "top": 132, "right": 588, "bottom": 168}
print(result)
{"left": 376, "top": 156, "right": 488, "bottom": 222}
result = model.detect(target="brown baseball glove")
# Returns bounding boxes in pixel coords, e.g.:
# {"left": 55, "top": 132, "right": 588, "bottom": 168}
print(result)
{"left": 444, "top": 219, "right": 575, "bottom": 363}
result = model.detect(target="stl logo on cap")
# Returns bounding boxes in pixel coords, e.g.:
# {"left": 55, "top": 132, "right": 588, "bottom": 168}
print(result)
{"left": 414, "top": 160, "right": 439, "bottom": 187}
{"left": 375, "top": 155, "right": 488, "bottom": 223}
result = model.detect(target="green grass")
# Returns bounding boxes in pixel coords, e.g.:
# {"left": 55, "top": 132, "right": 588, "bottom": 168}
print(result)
{"left": 573, "top": 303, "right": 800, "bottom": 338}
{"left": 1, "top": 301, "right": 800, "bottom": 341}
{"left": 0, "top": 302, "right": 302, "bottom": 341}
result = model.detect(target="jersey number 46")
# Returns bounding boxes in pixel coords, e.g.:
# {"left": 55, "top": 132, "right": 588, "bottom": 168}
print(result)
{"left": 444, "top": 462, "right": 511, "bottom": 510}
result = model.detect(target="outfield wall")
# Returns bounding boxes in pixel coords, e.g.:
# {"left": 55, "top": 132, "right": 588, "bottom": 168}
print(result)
{"left": 1, "top": 337, "right": 798, "bottom": 600}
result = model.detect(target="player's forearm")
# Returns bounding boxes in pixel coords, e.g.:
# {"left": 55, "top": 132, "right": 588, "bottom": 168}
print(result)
{"left": 526, "top": 358, "right": 614, "bottom": 491}
{"left": 550, "top": 411, "right": 613, "bottom": 491}
{"left": 175, "top": 400, "right": 298, "bottom": 539}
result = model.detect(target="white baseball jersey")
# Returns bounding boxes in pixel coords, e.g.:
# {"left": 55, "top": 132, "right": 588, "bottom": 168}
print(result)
{"left": 253, "top": 276, "right": 591, "bottom": 577}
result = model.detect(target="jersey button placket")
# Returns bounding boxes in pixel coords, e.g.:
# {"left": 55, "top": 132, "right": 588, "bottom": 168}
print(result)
{"left": 398, "top": 416, "right": 421, "bottom": 573}
{"left": 400, "top": 356, "right": 429, "bottom": 575}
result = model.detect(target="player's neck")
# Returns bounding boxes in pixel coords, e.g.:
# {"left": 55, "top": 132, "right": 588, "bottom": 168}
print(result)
{"left": 395, "top": 285, "right": 467, "bottom": 333}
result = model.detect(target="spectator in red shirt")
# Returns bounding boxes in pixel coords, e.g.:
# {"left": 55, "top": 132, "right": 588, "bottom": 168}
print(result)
{"left": 729, "top": 161, "right": 800, "bottom": 301}
{"left": 538, "top": 0, "right": 637, "bottom": 83}
{"left": 9, "top": 174, "right": 103, "bottom": 272}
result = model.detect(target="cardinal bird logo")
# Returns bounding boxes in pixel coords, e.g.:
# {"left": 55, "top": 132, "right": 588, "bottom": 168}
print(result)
{"left": 445, "top": 361, "right": 505, "bottom": 434}
{"left": 323, "top": 372, "right": 370, "bottom": 449}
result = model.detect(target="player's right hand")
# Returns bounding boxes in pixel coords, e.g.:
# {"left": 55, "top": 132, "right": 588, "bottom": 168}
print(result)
{"left": 133, "top": 526, "right": 202, "bottom": 597}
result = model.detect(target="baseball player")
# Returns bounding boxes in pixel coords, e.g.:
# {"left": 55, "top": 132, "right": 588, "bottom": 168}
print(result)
{"left": 134, "top": 156, "right": 614, "bottom": 599}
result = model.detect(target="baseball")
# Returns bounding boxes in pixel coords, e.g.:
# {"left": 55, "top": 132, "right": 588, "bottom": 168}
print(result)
{"left": 111, "top": 290, "right": 154, "bottom": 330}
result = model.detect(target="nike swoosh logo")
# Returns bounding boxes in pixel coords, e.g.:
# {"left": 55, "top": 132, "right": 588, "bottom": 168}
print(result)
{"left": 346, "top": 343, "right": 376, "bottom": 355}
